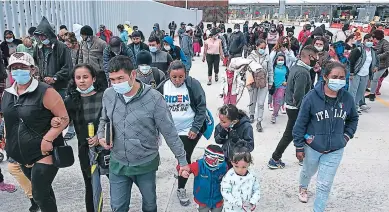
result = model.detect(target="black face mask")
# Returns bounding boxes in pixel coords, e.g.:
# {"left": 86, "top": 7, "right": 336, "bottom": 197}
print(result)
{"left": 282, "top": 42, "right": 289, "bottom": 47}
{"left": 287, "top": 33, "right": 293, "bottom": 37}
{"left": 306, "top": 27, "right": 311, "bottom": 31}
{"left": 310, "top": 58, "right": 318, "bottom": 67}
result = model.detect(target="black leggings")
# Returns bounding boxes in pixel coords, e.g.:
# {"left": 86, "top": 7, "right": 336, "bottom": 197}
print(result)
{"left": 206, "top": 54, "right": 220, "bottom": 77}
{"left": 22, "top": 163, "right": 59, "bottom": 212}
{"left": 178, "top": 135, "right": 200, "bottom": 189}
{"left": 0, "top": 167, "right": 3, "bottom": 182}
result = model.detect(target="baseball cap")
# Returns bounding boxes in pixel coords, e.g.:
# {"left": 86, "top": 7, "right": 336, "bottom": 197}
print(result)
{"left": 7, "top": 52, "right": 35, "bottom": 69}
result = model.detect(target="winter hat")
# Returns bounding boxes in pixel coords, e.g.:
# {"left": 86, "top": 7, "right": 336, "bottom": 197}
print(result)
{"left": 286, "top": 26, "right": 295, "bottom": 35}
{"left": 80, "top": 25, "right": 93, "bottom": 36}
{"left": 109, "top": 36, "right": 122, "bottom": 53}
{"left": 204, "top": 145, "right": 225, "bottom": 170}
{"left": 311, "top": 27, "right": 324, "bottom": 37}
{"left": 136, "top": 50, "right": 152, "bottom": 65}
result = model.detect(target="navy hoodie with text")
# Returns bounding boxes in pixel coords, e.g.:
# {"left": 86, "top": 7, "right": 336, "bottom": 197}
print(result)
{"left": 293, "top": 82, "right": 359, "bottom": 153}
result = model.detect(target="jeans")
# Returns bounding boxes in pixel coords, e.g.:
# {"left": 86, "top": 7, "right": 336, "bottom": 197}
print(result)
{"left": 300, "top": 145, "right": 344, "bottom": 212}
{"left": 348, "top": 74, "right": 369, "bottom": 108}
{"left": 198, "top": 205, "right": 223, "bottom": 212}
{"left": 206, "top": 54, "right": 220, "bottom": 77}
{"left": 170, "top": 30, "right": 175, "bottom": 37}
{"left": 248, "top": 87, "right": 268, "bottom": 122}
{"left": 185, "top": 55, "right": 192, "bottom": 71}
{"left": 21, "top": 163, "right": 59, "bottom": 212}
{"left": 370, "top": 68, "right": 387, "bottom": 94}
{"left": 272, "top": 86, "right": 286, "bottom": 117}
{"left": 110, "top": 170, "right": 157, "bottom": 212}
{"left": 271, "top": 109, "right": 299, "bottom": 161}
{"left": 178, "top": 135, "right": 200, "bottom": 189}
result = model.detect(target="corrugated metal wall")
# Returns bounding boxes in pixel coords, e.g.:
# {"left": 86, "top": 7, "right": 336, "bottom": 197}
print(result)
{"left": 0, "top": 1, "right": 203, "bottom": 40}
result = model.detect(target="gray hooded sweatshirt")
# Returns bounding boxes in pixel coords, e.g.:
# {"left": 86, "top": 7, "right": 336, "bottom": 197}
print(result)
{"left": 97, "top": 82, "right": 187, "bottom": 167}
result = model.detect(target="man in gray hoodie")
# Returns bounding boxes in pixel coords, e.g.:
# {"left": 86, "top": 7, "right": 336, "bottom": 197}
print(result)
{"left": 181, "top": 26, "right": 194, "bottom": 71}
{"left": 97, "top": 55, "right": 189, "bottom": 212}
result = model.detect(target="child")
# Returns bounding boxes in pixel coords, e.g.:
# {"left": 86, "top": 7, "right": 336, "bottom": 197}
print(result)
{"left": 214, "top": 104, "right": 254, "bottom": 165}
{"left": 181, "top": 145, "right": 228, "bottom": 212}
{"left": 271, "top": 52, "right": 289, "bottom": 124}
{"left": 221, "top": 144, "right": 260, "bottom": 212}
{"left": 220, "top": 58, "right": 249, "bottom": 105}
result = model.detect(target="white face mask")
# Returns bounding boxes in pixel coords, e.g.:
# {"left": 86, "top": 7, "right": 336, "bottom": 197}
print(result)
{"left": 164, "top": 45, "right": 171, "bottom": 51}
{"left": 315, "top": 46, "right": 324, "bottom": 52}
{"left": 234, "top": 29, "right": 239, "bottom": 33}
{"left": 139, "top": 65, "right": 151, "bottom": 74}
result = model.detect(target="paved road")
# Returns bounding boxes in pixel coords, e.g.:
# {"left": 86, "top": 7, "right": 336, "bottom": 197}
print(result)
{"left": 1, "top": 36, "right": 389, "bottom": 212}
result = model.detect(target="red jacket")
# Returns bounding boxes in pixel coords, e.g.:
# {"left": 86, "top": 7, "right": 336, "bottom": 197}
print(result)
{"left": 298, "top": 30, "right": 311, "bottom": 45}
{"left": 96, "top": 30, "right": 113, "bottom": 43}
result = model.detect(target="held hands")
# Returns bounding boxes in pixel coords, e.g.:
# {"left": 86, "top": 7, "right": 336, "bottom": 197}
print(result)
{"left": 178, "top": 165, "right": 190, "bottom": 177}
{"left": 188, "top": 131, "right": 198, "bottom": 140}
{"left": 181, "top": 170, "right": 190, "bottom": 178}
{"left": 296, "top": 152, "right": 305, "bottom": 161}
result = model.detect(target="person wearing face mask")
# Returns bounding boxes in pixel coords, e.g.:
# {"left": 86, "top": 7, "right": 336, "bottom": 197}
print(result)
{"left": 266, "top": 25, "right": 279, "bottom": 51}
{"left": 150, "top": 23, "right": 165, "bottom": 45}
{"left": 16, "top": 36, "right": 35, "bottom": 56}
{"left": 348, "top": 34, "right": 379, "bottom": 114}
{"left": 156, "top": 60, "right": 207, "bottom": 206}
{"left": 270, "top": 53, "right": 289, "bottom": 124}
{"left": 162, "top": 36, "right": 188, "bottom": 71}
{"left": 203, "top": 28, "right": 225, "bottom": 85}
{"left": 149, "top": 36, "right": 173, "bottom": 75}
{"left": 228, "top": 24, "right": 246, "bottom": 59}
{"left": 103, "top": 36, "right": 136, "bottom": 84}
{"left": 3, "top": 52, "right": 69, "bottom": 212}
{"left": 311, "top": 37, "right": 330, "bottom": 88}
{"left": 0, "top": 30, "right": 22, "bottom": 67}
{"left": 293, "top": 61, "right": 359, "bottom": 210}
{"left": 136, "top": 50, "right": 165, "bottom": 88}
{"left": 96, "top": 24, "right": 113, "bottom": 44}
{"left": 298, "top": 24, "right": 312, "bottom": 46}
{"left": 268, "top": 45, "right": 319, "bottom": 169}
{"left": 181, "top": 26, "right": 194, "bottom": 72}
{"left": 132, "top": 26, "right": 145, "bottom": 42}
{"left": 246, "top": 39, "right": 273, "bottom": 132}
{"left": 98, "top": 56, "right": 190, "bottom": 212}
{"left": 286, "top": 26, "right": 300, "bottom": 56}
{"left": 33, "top": 16, "right": 73, "bottom": 98}
{"left": 79, "top": 25, "right": 108, "bottom": 89}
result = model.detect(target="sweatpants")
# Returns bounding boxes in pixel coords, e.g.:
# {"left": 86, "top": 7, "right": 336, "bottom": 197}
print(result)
{"left": 206, "top": 54, "right": 220, "bottom": 77}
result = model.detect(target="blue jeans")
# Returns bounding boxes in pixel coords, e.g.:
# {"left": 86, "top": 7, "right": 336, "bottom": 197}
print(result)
{"left": 348, "top": 74, "right": 369, "bottom": 108}
{"left": 299, "top": 145, "right": 344, "bottom": 212}
{"left": 110, "top": 170, "right": 157, "bottom": 212}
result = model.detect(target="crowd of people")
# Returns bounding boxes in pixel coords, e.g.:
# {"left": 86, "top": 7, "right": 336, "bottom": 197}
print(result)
{"left": 0, "top": 15, "right": 387, "bottom": 212}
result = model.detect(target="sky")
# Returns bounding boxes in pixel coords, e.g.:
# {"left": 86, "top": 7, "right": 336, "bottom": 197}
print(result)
{"left": 229, "top": 0, "right": 388, "bottom": 4}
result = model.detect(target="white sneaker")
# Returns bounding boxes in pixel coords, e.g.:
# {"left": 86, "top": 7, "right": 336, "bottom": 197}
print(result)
{"left": 268, "top": 103, "right": 274, "bottom": 111}
{"left": 360, "top": 104, "right": 371, "bottom": 112}
{"left": 298, "top": 187, "right": 308, "bottom": 203}
{"left": 280, "top": 105, "right": 286, "bottom": 114}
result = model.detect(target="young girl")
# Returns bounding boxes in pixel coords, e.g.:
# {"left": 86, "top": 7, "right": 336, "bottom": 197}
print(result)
{"left": 214, "top": 104, "right": 254, "bottom": 166}
{"left": 180, "top": 144, "right": 228, "bottom": 212}
{"left": 220, "top": 58, "right": 249, "bottom": 105}
{"left": 271, "top": 52, "right": 289, "bottom": 124}
{"left": 221, "top": 145, "right": 260, "bottom": 212}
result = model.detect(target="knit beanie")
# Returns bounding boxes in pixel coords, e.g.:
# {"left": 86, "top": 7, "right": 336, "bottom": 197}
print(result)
{"left": 136, "top": 50, "right": 152, "bottom": 65}
{"left": 204, "top": 145, "right": 225, "bottom": 170}
{"left": 80, "top": 25, "right": 93, "bottom": 36}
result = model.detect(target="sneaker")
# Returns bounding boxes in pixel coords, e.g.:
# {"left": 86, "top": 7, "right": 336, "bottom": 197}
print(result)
{"left": 271, "top": 115, "right": 276, "bottom": 124}
{"left": 298, "top": 187, "right": 308, "bottom": 203}
{"left": 249, "top": 115, "right": 255, "bottom": 123}
{"left": 268, "top": 103, "right": 274, "bottom": 111}
{"left": 298, "top": 160, "right": 303, "bottom": 166}
{"left": 215, "top": 74, "right": 219, "bottom": 82}
{"left": 207, "top": 80, "right": 212, "bottom": 86}
{"left": 360, "top": 104, "right": 371, "bottom": 111}
{"left": 280, "top": 105, "right": 286, "bottom": 114}
{"left": 0, "top": 182, "right": 17, "bottom": 193}
{"left": 256, "top": 122, "right": 263, "bottom": 132}
{"left": 369, "top": 94, "right": 375, "bottom": 102}
{"left": 267, "top": 158, "right": 285, "bottom": 169}
{"left": 357, "top": 109, "right": 362, "bottom": 115}
{"left": 177, "top": 188, "right": 190, "bottom": 206}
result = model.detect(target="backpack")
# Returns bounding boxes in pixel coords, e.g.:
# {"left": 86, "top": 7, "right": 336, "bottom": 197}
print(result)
{"left": 150, "top": 67, "right": 161, "bottom": 88}
{"left": 252, "top": 71, "right": 267, "bottom": 88}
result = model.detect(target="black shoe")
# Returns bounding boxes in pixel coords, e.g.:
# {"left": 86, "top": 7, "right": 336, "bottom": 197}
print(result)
{"left": 256, "top": 122, "right": 263, "bottom": 132}
{"left": 366, "top": 88, "right": 370, "bottom": 92}
{"left": 215, "top": 74, "right": 219, "bottom": 82}
{"left": 29, "top": 198, "right": 39, "bottom": 212}
{"left": 369, "top": 94, "right": 375, "bottom": 102}
{"left": 249, "top": 115, "right": 255, "bottom": 123}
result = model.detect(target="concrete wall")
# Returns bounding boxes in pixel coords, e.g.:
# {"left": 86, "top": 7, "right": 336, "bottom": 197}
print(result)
{"left": 0, "top": 0, "right": 202, "bottom": 40}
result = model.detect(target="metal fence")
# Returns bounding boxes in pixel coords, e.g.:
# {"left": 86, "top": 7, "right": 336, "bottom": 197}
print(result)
{"left": 0, "top": 0, "right": 203, "bottom": 40}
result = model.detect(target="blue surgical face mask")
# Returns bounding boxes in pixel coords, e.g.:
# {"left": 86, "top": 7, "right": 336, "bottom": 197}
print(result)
{"left": 11, "top": 69, "right": 31, "bottom": 85}
{"left": 6, "top": 38, "right": 14, "bottom": 43}
{"left": 42, "top": 39, "right": 50, "bottom": 45}
{"left": 112, "top": 81, "right": 132, "bottom": 94}
{"left": 277, "top": 61, "right": 284, "bottom": 66}
{"left": 149, "top": 46, "right": 157, "bottom": 53}
{"left": 76, "top": 85, "right": 94, "bottom": 94}
{"left": 258, "top": 49, "right": 265, "bottom": 55}
{"left": 365, "top": 41, "right": 373, "bottom": 48}
{"left": 327, "top": 79, "right": 346, "bottom": 92}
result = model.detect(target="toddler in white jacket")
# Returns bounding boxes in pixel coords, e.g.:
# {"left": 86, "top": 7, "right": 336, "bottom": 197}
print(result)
{"left": 221, "top": 144, "right": 260, "bottom": 212}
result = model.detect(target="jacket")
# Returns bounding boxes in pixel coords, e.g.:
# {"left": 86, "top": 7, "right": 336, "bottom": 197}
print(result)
{"left": 181, "top": 33, "right": 194, "bottom": 58}
{"left": 157, "top": 76, "right": 207, "bottom": 134}
{"left": 0, "top": 36, "right": 22, "bottom": 67}
{"left": 128, "top": 42, "right": 150, "bottom": 60}
{"left": 271, "top": 52, "right": 289, "bottom": 86}
{"left": 97, "top": 81, "right": 187, "bottom": 166}
{"left": 293, "top": 82, "right": 359, "bottom": 153}
{"left": 96, "top": 29, "right": 113, "bottom": 43}
{"left": 266, "top": 32, "right": 279, "bottom": 45}
{"left": 375, "top": 38, "right": 389, "bottom": 69}
{"left": 298, "top": 30, "right": 311, "bottom": 45}
{"left": 219, "top": 34, "right": 229, "bottom": 57}
{"left": 119, "top": 31, "right": 129, "bottom": 44}
{"left": 214, "top": 115, "right": 254, "bottom": 160}
{"left": 289, "top": 36, "right": 300, "bottom": 55}
{"left": 33, "top": 17, "right": 73, "bottom": 90}
{"left": 150, "top": 49, "right": 173, "bottom": 75}
{"left": 103, "top": 42, "right": 136, "bottom": 77}
{"left": 168, "top": 22, "right": 177, "bottom": 31}
{"left": 2, "top": 80, "right": 64, "bottom": 165}
{"left": 228, "top": 31, "right": 245, "bottom": 57}
{"left": 349, "top": 46, "right": 379, "bottom": 75}
{"left": 247, "top": 50, "right": 274, "bottom": 85}
{"left": 162, "top": 36, "right": 187, "bottom": 63}
{"left": 16, "top": 44, "right": 35, "bottom": 56}
{"left": 269, "top": 49, "right": 297, "bottom": 69}
{"left": 150, "top": 24, "right": 165, "bottom": 42}
{"left": 192, "top": 159, "right": 228, "bottom": 208}
{"left": 79, "top": 36, "right": 107, "bottom": 73}
{"left": 284, "top": 60, "right": 312, "bottom": 109}
{"left": 220, "top": 58, "right": 249, "bottom": 96}
{"left": 221, "top": 168, "right": 261, "bottom": 212}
